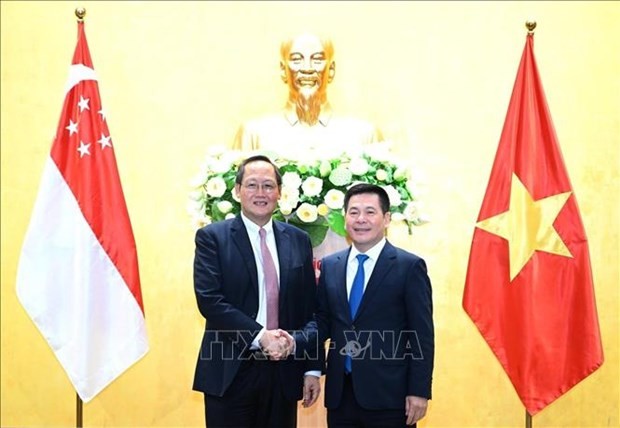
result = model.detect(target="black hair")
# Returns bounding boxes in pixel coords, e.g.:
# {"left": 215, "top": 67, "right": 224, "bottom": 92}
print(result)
{"left": 344, "top": 183, "right": 390, "bottom": 214}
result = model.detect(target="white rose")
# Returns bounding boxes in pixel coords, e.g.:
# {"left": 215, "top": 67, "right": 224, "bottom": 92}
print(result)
{"left": 279, "top": 201, "right": 294, "bottom": 216}
{"left": 393, "top": 166, "right": 408, "bottom": 181}
{"left": 225, "top": 213, "right": 236, "bottom": 220}
{"left": 301, "top": 176, "right": 323, "bottom": 197}
{"left": 189, "top": 169, "right": 209, "bottom": 188}
{"left": 209, "top": 159, "right": 232, "bottom": 174}
{"left": 206, "top": 176, "right": 227, "bottom": 197}
{"left": 375, "top": 169, "right": 388, "bottom": 181}
{"left": 216, "top": 200, "right": 233, "bottom": 214}
{"left": 296, "top": 203, "right": 318, "bottom": 223}
{"left": 324, "top": 189, "right": 345, "bottom": 210}
{"left": 349, "top": 157, "right": 370, "bottom": 176}
{"left": 404, "top": 201, "right": 420, "bottom": 222}
{"left": 280, "top": 186, "right": 300, "bottom": 207}
{"left": 232, "top": 187, "right": 241, "bottom": 202}
{"left": 382, "top": 185, "right": 402, "bottom": 207}
{"left": 391, "top": 212, "right": 405, "bottom": 222}
{"left": 282, "top": 171, "right": 302, "bottom": 189}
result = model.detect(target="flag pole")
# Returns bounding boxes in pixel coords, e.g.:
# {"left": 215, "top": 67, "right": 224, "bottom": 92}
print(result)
{"left": 76, "top": 393, "right": 83, "bottom": 427}
{"left": 72, "top": 10, "right": 86, "bottom": 428}
{"left": 524, "top": 22, "right": 536, "bottom": 428}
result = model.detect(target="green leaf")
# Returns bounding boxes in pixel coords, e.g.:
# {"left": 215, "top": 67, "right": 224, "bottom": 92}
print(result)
{"left": 287, "top": 216, "right": 330, "bottom": 248}
{"left": 326, "top": 211, "right": 347, "bottom": 237}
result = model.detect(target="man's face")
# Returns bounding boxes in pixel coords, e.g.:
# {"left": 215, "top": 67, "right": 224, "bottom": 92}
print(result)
{"left": 235, "top": 161, "right": 280, "bottom": 227}
{"left": 282, "top": 33, "right": 332, "bottom": 102}
{"left": 345, "top": 193, "right": 391, "bottom": 253}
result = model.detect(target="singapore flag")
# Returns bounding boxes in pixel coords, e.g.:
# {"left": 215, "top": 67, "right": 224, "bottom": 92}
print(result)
{"left": 16, "top": 21, "right": 148, "bottom": 403}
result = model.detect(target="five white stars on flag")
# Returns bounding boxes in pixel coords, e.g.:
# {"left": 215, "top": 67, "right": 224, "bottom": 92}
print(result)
{"left": 63, "top": 95, "right": 113, "bottom": 158}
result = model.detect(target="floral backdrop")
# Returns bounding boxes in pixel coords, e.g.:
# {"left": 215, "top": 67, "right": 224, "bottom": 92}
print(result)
{"left": 188, "top": 143, "right": 426, "bottom": 248}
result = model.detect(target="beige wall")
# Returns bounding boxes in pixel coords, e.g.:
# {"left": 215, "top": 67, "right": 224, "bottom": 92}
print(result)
{"left": 1, "top": 1, "right": 618, "bottom": 427}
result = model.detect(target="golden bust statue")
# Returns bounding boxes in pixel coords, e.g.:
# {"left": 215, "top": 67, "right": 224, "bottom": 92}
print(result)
{"left": 233, "top": 33, "right": 383, "bottom": 258}
{"left": 232, "top": 33, "right": 382, "bottom": 156}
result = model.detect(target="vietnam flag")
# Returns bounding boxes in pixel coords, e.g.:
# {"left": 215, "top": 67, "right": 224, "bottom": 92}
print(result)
{"left": 462, "top": 33, "right": 603, "bottom": 414}
{"left": 16, "top": 21, "right": 148, "bottom": 402}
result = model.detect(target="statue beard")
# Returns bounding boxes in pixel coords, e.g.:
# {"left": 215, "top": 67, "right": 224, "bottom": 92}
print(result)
{"left": 295, "top": 90, "right": 323, "bottom": 126}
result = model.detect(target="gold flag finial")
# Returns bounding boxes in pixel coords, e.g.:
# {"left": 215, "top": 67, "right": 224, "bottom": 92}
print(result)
{"left": 525, "top": 21, "right": 537, "bottom": 34}
{"left": 75, "top": 7, "right": 86, "bottom": 21}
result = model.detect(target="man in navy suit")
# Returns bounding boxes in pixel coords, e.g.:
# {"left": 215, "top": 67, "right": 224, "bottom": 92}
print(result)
{"left": 193, "top": 155, "right": 322, "bottom": 427}
{"left": 316, "top": 183, "right": 434, "bottom": 427}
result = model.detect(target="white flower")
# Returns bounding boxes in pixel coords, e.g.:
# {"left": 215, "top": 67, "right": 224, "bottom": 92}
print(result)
{"left": 282, "top": 171, "right": 302, "bottom": 189}
{"left": 280, "top": 186, "right": 300, "bottom": 207}
{"left": 375, "top": 169, "right": 388, "bottom": 181}
{"left": 206, "top": 176, "right": 227, "bottom": 197}
{"left": 186, "top": 198, "right": 204, "bottom": 216}
{"left": 232, "top": 187, "right": 241, "bottom": 202}
{"left": 393, "top": 166, "right": 408, "bottom": 181}
{"left": 391, "top": 212, "right": 405, "bottom": 222}
{"left": 301, "top": 176, "right": 323, "bottom": 197}
{"left": 324, "top": 189, "right": 345, "bottom": 210}
{"left": 317, "top": 203, "right": 329, "bottom": 216}
{"left": 319, "top": 160, "right": 332, "bottom": 177}
{"left": 188, "top": 189, "right": 203, "bottom": 201}
{"left": 296, "top": 203, "right": 318, "bottom": 223}
{"left": 382, "top": 185, "right": 402, "bottom": 207}
{"left": 329, "top": 166, "right": 353, "bottom": 186}
{"left": 189, "top": 169, "right": 209, "bottom": 188}
{"left": 404, "top": 201, "right": 420, "bottom": 222}
{"left": 216, "top": 200, "right": 233, "bottom": 214}
{"left": 225, "top": 213, "right": 236, "bottom": 220}
{"left": 349, "top": 157, "right": 370, "bottom": 176}
{"left": 279, "top": 201, "right": 295, "bottom": 216}
{"left": 209, "top": 159, "right": 233, "bottom": 174}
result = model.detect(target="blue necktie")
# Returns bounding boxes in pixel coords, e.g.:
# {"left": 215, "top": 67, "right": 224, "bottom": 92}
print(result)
{"left": 345, "top": 254, "right": 369, "bottom": 373}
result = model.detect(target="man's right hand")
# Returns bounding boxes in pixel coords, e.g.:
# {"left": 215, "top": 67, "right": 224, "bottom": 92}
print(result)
{"left": 259, "top": 329, "right": 294, "bottom": 360}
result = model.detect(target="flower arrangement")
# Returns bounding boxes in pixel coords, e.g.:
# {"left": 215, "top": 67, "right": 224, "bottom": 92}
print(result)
{"left": 188, "top": 143, "right": 426, "bottom": 248}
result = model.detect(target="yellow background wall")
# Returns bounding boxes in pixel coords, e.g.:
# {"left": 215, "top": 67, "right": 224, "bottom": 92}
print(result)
{"left": 1, "top": 1, "right": 618, "bottom": 427}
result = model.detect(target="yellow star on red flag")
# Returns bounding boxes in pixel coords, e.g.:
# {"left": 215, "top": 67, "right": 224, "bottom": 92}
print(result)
{"left": 476, "top": 173, "right": 573, "bottom": 281}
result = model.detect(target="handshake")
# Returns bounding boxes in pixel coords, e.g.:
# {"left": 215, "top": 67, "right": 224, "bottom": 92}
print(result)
{"left": 258, "top": 329, "right": 295, "bottom": 360}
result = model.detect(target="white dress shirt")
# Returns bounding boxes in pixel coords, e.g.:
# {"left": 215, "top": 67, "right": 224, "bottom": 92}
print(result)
{"left": 240, "top": 213, "right": 280, "bottom": 347}
{"left": 346, "top": 238, "right": 387, "bottom": 300}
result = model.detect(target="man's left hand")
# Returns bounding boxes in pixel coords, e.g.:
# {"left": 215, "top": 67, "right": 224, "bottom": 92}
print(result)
{"left": 405, "top": 395, "right": 428, "bottom": 425}
{"left": 302, "top": 375, "right": 321, "bottom": 408}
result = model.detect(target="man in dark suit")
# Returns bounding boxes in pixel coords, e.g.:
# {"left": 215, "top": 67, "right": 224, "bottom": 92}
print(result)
{"left": 316, "top": 183, "right": 434, "bottom": 427}
{"left": 193, "top": 155, "right": 321, "bottom": 428}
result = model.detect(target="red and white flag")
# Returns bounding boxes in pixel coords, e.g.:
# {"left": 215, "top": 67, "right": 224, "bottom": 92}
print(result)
{"left": 462, "top": 34, "right": 603, "bottom": 415}
{"left": 16, "top": 21, "right": 148, "bottom": 403}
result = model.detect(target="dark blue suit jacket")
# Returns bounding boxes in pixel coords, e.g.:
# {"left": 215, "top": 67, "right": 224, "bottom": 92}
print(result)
{"left": 316, "top": 241, "right": 434, "bottom": 410}
{"left": 192, "top": 215, "right": 320, "bottom": 401}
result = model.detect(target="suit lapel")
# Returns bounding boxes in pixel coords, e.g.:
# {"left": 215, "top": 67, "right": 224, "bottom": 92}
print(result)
{"left": 333, "top": 248, "right": 352, "bottom": 321}
{"left": 231, "top": 216, "right": 259, "bottom": 298}
{"left": 354, "top": 242, "right": 397, "bottom": 321}
{"left": 273, "top": 222, "right": 290, "bottom": 306}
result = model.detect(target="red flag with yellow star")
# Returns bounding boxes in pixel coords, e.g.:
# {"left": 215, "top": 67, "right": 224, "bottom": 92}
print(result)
{"left": 462, "top": 33, "right": 603, "bottom": 415}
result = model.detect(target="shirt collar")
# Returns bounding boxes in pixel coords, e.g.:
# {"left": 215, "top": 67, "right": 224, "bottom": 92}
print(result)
{"left": 240, "top": 212, "right": 274, "bottom": 237}
{"left": 283, "top": 101, "right": 333, "bottom": 127}
{"left": 348, "top": 238, "right": 387, "bottom": 263}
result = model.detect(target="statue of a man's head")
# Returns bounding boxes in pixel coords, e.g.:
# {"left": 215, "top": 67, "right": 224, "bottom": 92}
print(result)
{"left": 280, "top": 33, "right": 335, "bottom": 124}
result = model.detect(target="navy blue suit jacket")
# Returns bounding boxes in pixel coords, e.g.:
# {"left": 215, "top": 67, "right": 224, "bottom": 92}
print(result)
{"left": 192, "top": 215, "right": 320, "bottom": 401}
{"left": 316, "top": 241, "right": 434, "bottom": 410}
